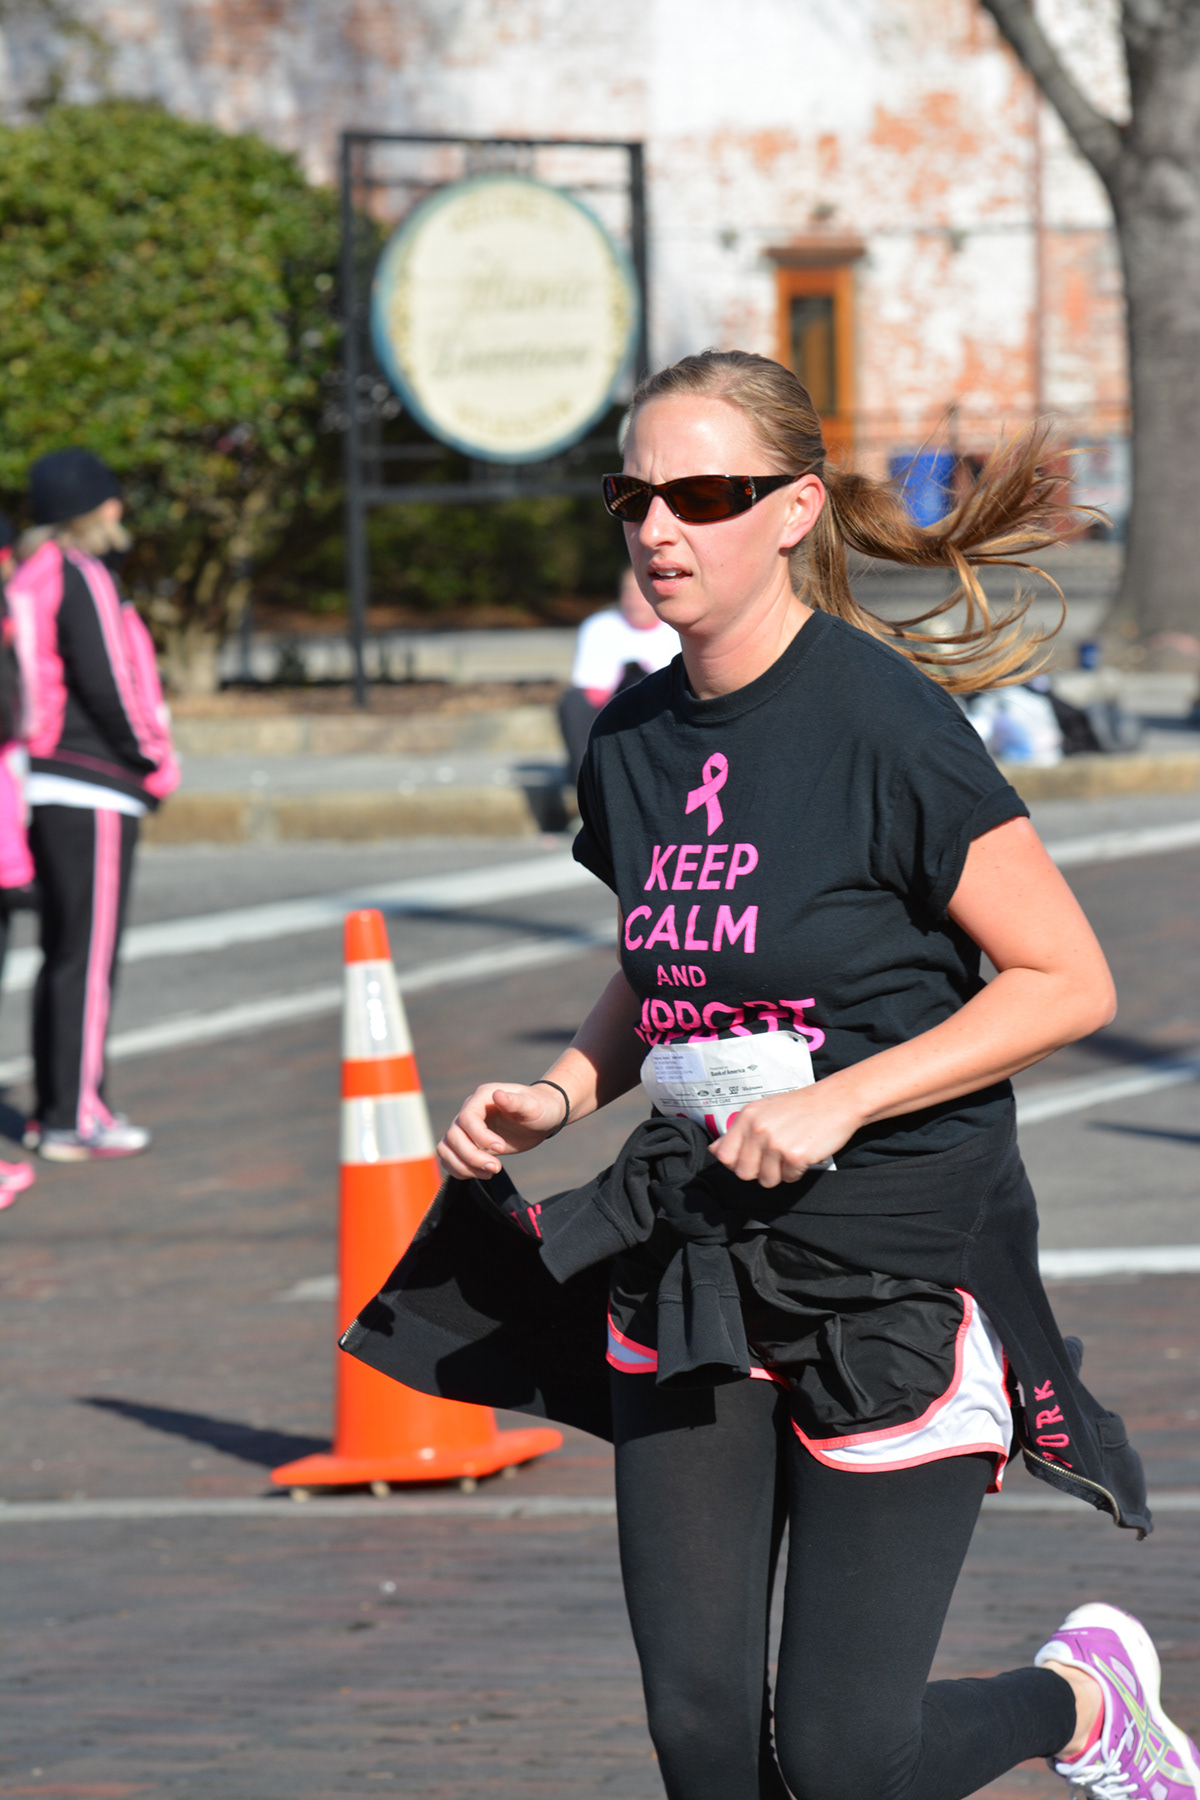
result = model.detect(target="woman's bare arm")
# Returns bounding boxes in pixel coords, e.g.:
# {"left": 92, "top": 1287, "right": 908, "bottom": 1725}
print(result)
{"left": 436, "top": 947, "right": 645, "bottom": 1179}
{"left": 712, "top": 817, "right": 1116, "bottom": 1187}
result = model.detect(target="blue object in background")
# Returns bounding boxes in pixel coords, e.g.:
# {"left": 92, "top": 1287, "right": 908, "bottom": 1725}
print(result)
{"left": 889, "top": 451, "right": 957, "bottom": 527}
{"left": 1078, "top": 640, "right": 1103, "bottom": 670}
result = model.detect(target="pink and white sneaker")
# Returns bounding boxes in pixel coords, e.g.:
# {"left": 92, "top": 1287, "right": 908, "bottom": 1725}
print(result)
{"left": 0, "top": 1159, "right": 35, "bottom": 1209}
{"left": 1036, "top": 1603, "right": 1200, "bottom": 1800}
{"left": 35, "top": 1115, "right": 151, "bottom": 1161}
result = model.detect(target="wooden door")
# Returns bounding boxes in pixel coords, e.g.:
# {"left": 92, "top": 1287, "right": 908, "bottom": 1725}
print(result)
{"left": 775, "top": 263, "right": 856, "bottom": 458}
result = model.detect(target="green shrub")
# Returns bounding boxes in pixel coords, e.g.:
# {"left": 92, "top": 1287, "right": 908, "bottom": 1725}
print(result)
{"left": 0, "top": 100, "right": 339, "bottom": 689}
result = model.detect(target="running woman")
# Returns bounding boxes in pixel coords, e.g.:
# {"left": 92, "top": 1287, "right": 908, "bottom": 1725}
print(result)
{"left": 435, "top": 353, "right": 1199, "bottom": 1800}
{"left": 7, "top": 450, "right": 179, "bottom": 1162}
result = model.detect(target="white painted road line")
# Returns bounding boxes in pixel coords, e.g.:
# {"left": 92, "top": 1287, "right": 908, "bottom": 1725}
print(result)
{"left": 400, "top": 921, "right": 617, "bottom": 992}
{"left": 278, "top": 1275, "right": 339, "bottom": 1302}
{"left": 0, "top": 1493, "right": 620, "bottom": 1524}
{"left": 0, "top": 816, "right": 1195, "bottom": 998}
{"left": 1015, "top": 1055, "right": 1200, "bottom": 1125}
{"left": 95, "top": 986, "right": 344, "bottom": 1068}
{"left": 0, "top": 944, "right": 1185, "bottom": 1128}
{"left": 1039, "top": 1245, "right": 1200, "bottom": 1280}
{"left": 1, "top": 1489, "right": 1195, "bottom": 1524}
{"left": 1046, "top": 819, "right": 1200, "bottom": 868}
{"left": 982, "top": 1491, "right": 1200, "bottom": 1513}
{"left": 277, "top": 1243, "right": 1200, "bottom": 1306}
{"left": 0, "top": 922, "right": 619, "bottom": 1087}
{"left": 0, "top": 850, "right": 602, "bottom": 994}
{"left": 0, "top": 926, "right": 1186, "bottom": 1142}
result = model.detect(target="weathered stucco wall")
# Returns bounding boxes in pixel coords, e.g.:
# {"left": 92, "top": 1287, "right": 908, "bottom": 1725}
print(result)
{"left": 0, "top": 0, "right": 1129, "bottom": 471}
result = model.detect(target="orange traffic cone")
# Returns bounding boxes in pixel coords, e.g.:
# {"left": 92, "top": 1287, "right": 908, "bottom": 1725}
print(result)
{"left": 272, "top": 908, "right": 562, "bottom": 1495}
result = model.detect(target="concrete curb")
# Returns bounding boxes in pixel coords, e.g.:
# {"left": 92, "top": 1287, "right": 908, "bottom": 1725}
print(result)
{"left": 3, "top": 1490, "right": 1196, "bottom": 1524}
{"left": 144, "top": 750, "right": 1200, "bottom": 844}
{"left": 998, "top": 750, "right": 1200, "bottom": 801}
{"left": 171, "top": 705, "right": 562, "bottom": 758}
{"left": 143, "top": 785, "right": 564, "bottom": 843}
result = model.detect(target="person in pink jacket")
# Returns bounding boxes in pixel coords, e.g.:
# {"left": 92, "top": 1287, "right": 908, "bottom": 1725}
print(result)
{"left": 0, "top": 517, "right": 38, "bottom": 1205}
{"left": 7, "top": 451, "right": 179, "bottom": 1161}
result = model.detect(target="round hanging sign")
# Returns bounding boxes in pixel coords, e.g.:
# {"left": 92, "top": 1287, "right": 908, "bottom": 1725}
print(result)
{"left": 370, "top": 174, "right": 639, "bottom": 463}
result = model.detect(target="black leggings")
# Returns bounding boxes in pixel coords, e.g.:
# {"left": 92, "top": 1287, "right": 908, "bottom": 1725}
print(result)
{"left": 612, "top": 1373, "right": 1076, "bottom": 1800}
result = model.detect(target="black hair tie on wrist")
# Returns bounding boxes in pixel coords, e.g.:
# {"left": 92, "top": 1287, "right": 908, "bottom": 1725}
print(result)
{"left": 531, "top": 1078, "right": 571, "bottom": 1139}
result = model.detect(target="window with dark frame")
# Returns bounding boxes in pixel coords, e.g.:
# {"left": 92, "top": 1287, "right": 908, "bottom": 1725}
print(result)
{"left": 789, "top": 294, "right": 838, "bottom": 416}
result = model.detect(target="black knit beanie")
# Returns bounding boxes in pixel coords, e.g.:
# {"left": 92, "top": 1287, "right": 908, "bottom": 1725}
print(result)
{"left": 29, "top": 449, "right": 121, "bottom": 526}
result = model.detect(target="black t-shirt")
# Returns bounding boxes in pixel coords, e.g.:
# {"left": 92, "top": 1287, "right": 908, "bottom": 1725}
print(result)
{"left": 573, "top": 609, "right": 1028, "bottom": 1165}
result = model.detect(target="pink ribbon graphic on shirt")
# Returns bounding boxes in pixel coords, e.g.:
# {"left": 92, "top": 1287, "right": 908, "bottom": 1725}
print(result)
{"left": 685, "top": 753, "right": 728, "bottom": 836}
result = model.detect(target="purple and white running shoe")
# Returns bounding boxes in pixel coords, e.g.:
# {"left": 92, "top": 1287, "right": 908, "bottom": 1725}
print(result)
{"left": 1036, "top": 1603, "right": 1200, "bottom": 1800}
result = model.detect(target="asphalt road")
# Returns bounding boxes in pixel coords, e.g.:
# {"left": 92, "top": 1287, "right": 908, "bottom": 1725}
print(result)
{"left": 2, "top": 794, "right": 1199, "bottom": 1799}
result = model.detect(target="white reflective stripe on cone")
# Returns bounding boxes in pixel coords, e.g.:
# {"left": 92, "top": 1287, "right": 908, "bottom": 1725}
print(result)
{"left": 340, "top": 1093, "right": 435, "bottom": 1165}
{"left": 343, "top": 960, "right": 414, "bottom": 1061}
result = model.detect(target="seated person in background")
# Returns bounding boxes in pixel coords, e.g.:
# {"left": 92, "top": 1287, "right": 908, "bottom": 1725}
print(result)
{"left": 558, "top": 568, "right": 680, "bottom": 783}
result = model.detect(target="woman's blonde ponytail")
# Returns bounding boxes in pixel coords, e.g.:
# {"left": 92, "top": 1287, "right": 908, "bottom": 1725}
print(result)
{"left": 15, "top": 503, "right": 130, "bottom": 566}
{"left": 628, "top": 351, "right": 1083, "bottom": 692}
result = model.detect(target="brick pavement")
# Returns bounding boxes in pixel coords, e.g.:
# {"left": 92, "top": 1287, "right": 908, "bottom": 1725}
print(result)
{"left": 4, "top": 1504, "right": 1198, "bottom": 1799}
{"left": 3, "top": 940, "right": 1199, "bottom": 1795}
{"left": 5, "top": 1513, "right": 656, "bottom": 1798}
{"left": 1009, "top": 848, "right": 1200, "bottom": 1088}
{"left": 0, "top": 950, "right": 649, "bottom": 1506}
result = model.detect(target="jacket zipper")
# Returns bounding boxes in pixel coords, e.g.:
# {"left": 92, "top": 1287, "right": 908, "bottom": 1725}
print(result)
{"left": 1014, "top": 1429, "right": 1124, "bottom": 1522}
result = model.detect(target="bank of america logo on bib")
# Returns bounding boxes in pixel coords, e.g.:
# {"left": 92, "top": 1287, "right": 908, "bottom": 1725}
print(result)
{"left": 685, "top": 753, "right": 727, "bottom": 835}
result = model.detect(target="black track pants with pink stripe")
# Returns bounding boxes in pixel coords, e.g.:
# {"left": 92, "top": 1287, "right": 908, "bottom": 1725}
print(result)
{"left": 29, "top": 805, "right": 139, "bottom": 1133}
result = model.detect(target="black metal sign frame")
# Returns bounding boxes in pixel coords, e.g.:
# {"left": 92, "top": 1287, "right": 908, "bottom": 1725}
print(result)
{"left": 338, "top": 131, "right": 648, "bottom": 704}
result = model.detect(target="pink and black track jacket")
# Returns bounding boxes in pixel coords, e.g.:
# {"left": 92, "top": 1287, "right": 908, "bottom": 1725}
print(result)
{"left": 6, "top": 541, "right": 179, "bottom": 810}
{"left": 0, "top": 587, "right": 34, "bottom": 891}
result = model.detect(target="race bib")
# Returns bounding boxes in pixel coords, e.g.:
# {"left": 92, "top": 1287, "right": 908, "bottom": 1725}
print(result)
{"left": 641, "top": 1030, "right": 834, "bottom": 1166}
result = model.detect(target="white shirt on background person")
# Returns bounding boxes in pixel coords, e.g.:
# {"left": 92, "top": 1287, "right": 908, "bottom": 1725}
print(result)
{"left": 570, "top": 581, "right": 680, "bottom": 704}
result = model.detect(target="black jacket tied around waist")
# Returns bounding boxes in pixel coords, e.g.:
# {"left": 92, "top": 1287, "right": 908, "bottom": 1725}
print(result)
{"left": 341, "top": 1107, "right": 1150, "bottom": 1535}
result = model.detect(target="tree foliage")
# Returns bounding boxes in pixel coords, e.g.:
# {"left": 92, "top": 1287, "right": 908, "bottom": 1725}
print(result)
{"left": 0, "top": 101, "right": 339, "bottom": 688}
{"left": 259, "top": 459, "right": 630, "bottom": 621}
{"left": 364, "top": 495, "right": 627, "bottom": 614}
